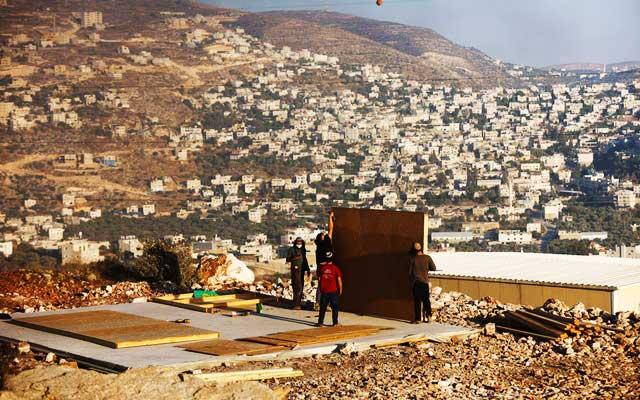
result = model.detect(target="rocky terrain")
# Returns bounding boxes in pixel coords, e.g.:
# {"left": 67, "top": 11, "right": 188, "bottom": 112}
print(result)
{"left": 0, "top": 269, "right": 157, "bottom": 315}
{"left": 0, "top": 364, "right": 283, "bottom": 400}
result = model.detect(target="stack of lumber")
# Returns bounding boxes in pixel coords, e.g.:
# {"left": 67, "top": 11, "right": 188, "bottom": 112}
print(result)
{"left": 152, "top": 292, "right": 263, "bottom": 313}
{"left": 239, "top": 324, "right": 386, "bottom": 348}
{"left": 495, "top": 308, "right": 619, "bottom": 341}
{"left": 191, "top": 367, "right": 303, "bottom": 383}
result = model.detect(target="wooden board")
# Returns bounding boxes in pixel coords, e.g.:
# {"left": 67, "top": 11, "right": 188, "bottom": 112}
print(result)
{"left": 11, "top": 310, "right": 219, "bottom": 348}
{"left": 239, "top": 336, "right": 299, "bottom": 348}
{"left": 179, "top": 339, "right": 287, "bottom": 356}
{"left": 332, "top": 207, "right": 429, "bottom": 321}
{"left": 279, "top": 324, "right": 385, "bottom": 338}
{"left": 240, "top": 324, "right": 386, "bottom": 347}
{"left": 194, "top": 368, "right": 304, "bottom": 383}
{"left": 152, "top": 293, "right": 262, "bottom": 313}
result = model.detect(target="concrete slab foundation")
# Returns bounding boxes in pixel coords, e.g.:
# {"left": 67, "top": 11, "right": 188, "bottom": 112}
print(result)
{"left": 0, "top": 302, "right": 476, "bottom": 370}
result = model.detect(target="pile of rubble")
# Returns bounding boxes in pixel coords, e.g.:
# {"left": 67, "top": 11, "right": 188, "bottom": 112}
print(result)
{"left": 429, "top": 287, "right": 519, "bottom": 326}
{"left": 0, "top": 269, "right": 156, "bottom": 314}
{"left": 278, "top": 330, "right": 640, "bottom": 399}
{"left": 428, "top": 286, "right": 640, "bottom": 356}
{"left": 249, "top": 278, "right": 318, "bottom": 304}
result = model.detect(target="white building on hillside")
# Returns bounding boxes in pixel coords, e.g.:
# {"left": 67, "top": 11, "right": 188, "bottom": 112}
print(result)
{"left": 48, "top": 227, "right": 64, "bottom": 241}
{"left": 61, "top": 240, "right": 102, "bottom": 265}
{"left": 239, "top": 244, "right": 273, "bottom": 263}
{"left": 280, "top": 228, "right": 322, "bottom": 245}
{"left": 498, "top": 230, "right": 533, "bottom": 244}
{"left": 616, "top": 190, "right": 636, "bottom": 209}
{"left": 431, "top": 232, "right": 476, "bottom": 243}
{"left": 81, "top": 11, "right": 103, "bottom": 28}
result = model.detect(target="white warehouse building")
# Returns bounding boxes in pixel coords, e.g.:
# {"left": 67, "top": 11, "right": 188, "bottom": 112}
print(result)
{"left": 429, "top": 252, "right": 640, "bottom": 313}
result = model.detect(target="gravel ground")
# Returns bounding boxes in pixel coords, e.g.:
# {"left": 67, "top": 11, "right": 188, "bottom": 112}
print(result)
{"left": 275, "top": 333, "right": 639, "bottom": 399}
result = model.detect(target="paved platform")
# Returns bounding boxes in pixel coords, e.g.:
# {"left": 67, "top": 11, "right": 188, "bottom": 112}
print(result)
{"left": 0, "top": 302, "right": 476, "bottom": 370}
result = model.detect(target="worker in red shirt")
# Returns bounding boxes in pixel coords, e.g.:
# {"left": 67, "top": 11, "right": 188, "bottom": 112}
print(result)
{"left": 317, "top": 251, "right": 343, "bottom": 326}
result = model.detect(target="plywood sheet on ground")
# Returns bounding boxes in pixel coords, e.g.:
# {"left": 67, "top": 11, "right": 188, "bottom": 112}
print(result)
{"left": 11, "top": 310, "right": 219, "bottom": 348}
{"left": 332, "top": 207, "right": 428, "bottom": 321}
{"left": 240, "top": 324, "right": 386, "bottom": 347}
{"left": 179, "top": 339, "right": 287, "bottom": 356}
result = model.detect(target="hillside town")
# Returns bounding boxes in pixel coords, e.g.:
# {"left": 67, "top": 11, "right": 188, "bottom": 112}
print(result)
{"left": 1, "top": 4, "right": 639, "bottom": 268}
{"left": 1, "top": 2, "right": 640, "bottom": 400}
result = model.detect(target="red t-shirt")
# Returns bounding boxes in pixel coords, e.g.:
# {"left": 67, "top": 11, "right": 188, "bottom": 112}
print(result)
{"left": 319, "top": 262, "right": 342, "bottom": 294}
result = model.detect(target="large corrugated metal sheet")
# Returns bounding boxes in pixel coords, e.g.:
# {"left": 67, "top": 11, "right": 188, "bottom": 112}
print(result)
{"left": 430, "top": 277, "right": 614, "bottom": 311}
{"left": 430, "top": 252, "right": 640, "bottom": 290}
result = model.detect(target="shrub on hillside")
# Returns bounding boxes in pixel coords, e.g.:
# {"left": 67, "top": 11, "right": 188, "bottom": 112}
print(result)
{"left": 127, "top": 240, "right": 196, "bottom": 289}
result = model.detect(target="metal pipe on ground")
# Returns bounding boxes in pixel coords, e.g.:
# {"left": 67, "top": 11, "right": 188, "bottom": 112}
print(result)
{"left": 495, "top": 325, "right": 558, "bottom": 341}
{"left": 505, "top": 311, "right": 565, "bottom": 338}
{"left": 531, "top": 308, "right": 627, "bottom": 334}
{"left": 517, "top": 309, "right": 571, "bottom": 330}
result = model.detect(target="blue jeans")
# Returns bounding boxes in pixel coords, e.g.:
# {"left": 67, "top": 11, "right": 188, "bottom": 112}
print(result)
{"left": 318, "top": 292, "right": 340, "bottom": 325}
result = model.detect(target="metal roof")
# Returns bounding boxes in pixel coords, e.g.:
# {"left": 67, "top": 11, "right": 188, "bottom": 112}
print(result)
{"left": 429, "top": 252, "right": 640, "bottom": 290}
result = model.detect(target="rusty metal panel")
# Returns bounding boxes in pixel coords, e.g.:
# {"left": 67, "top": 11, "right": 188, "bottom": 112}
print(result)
{"left": 331, "top": 207, "right": 428, "bottom": 321}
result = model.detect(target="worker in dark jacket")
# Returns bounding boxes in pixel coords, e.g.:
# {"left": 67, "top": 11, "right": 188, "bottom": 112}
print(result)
{"left": 286, "top": 237, "right": 310, "bottom": 309}
{"left": 409, "top": 241, "right": 436, "bottom": 323}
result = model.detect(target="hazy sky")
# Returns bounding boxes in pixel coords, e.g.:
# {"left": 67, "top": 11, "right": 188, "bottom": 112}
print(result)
{"left": 203, "top": 0, "right": 640, "bottom": 67}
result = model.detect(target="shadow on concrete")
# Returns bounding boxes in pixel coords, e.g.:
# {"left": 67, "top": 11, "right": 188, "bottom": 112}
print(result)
{"left": 251, "top": 312, "right": 319, "bottom": 327}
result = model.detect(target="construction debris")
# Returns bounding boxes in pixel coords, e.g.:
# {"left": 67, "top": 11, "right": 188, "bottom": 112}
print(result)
{"left": 250, "top": 278, "right": 317, "bottom": 305}
{"left": 493, "top": 307, "right": 623, "bottom": 344}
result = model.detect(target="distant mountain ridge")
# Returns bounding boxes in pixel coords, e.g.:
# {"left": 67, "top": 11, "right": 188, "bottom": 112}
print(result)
{"left": 232, "top": 10, "right": 516, "bottom": 87}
